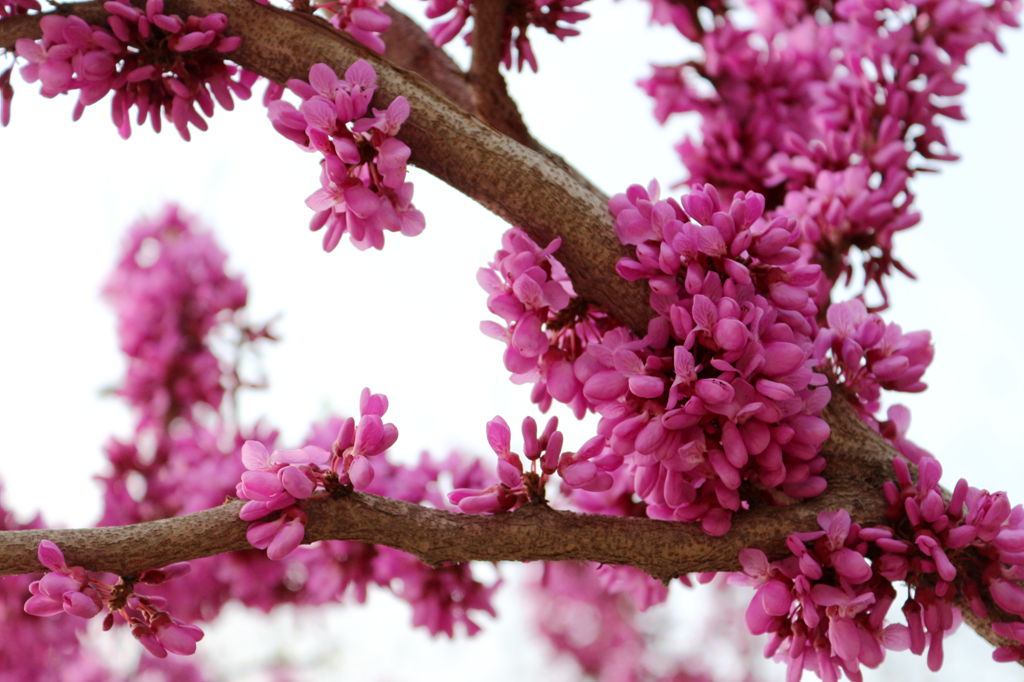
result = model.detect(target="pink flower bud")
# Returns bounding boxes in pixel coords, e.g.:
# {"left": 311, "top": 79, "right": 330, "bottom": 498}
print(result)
{"left": 37, "top": 540, "right": 66, "bottom": 572}
{"left": 63, "top": 591, "right": 102, "bottom": 619}
{"left": 280, "top": 465, "right": 314, "bottom": 499}
{"left": 348, "top": 455, "right": 375, "bottom": 490}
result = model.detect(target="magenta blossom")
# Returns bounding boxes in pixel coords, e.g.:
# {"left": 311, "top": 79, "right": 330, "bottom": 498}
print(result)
{"left": 815, "top": 298, "right": 933, "bottom": 419}
{"left": 423, "top": 0, "right": 590, "bottom": 71}
{"left": 449, "top": 415, "right": 613, "bottom": 513}
{"left": 15, "top": 1, "right": 251, "bottom": 139}
{"left": 237, "top": 388, "right": 398, "bottom": 560}
{"left": 269, "top": 60, "right": 424, "bottom": 251}
{"left": 24, "top": 541, "right": 103, "bottom": 619}
{"left": 24, "top": 540, "right": 203, "bottom": 659}
{"left": 478, "top": 227, "right": 605, "bottom": 417}
{"left": 316, "top": 0, "right": 392, "bottom": 53}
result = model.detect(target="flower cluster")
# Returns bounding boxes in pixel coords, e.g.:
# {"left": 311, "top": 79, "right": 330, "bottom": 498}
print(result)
{"left": 25, "top": 541, "right": 104, "bottom": 620}
{"left": 815, "top": 299, "right": 933, "bottom": 419}
{"left": 607, "top": 183, "right": 830, "bottom": 534}
{"left": 291, "top": 421, "right": 500, "bottom": 637}
{"left": 316, "top": 0, "right": 392, "bottom": 54}
{"left": 449, "top": 415, "right": 612, "bottom": 512}
{"left": 639, "top": 0, "right": 1020, "bottom": 299}
{"left": 269, "top": 60, "right": 424, "bottom": 251}
{"left": 736, "top": 510, "right": 900, "bottom": 682}
{"left": 102, "top": 205, "right": 248, "bottom": 423}
{"left": 236, "top": 388, "right": 398, "bottom": 560}
{"left": 237, "top": 441, "right": 327, "bottom": 560}
{"left": 879, "top": 456, "right": 1024, "bottom": 667}
{"left": 479, "top": 228, "right": 615, "bottom": 418}
{"left": 373, "top": 548, "right": 500, "bottom": 636}
{"left": 331, "top": 388, "right": 400, "bottom": 489}
{"left": 24, "top": 541, "right": 203, "bottom": 658}
{"left": 89, "top": 205, "right": 500, "bottom": 642}
{"left": 14, "top": 1, "right": 251, "bottom": 139}
{"left": 737, "top": 454, "right": 1024, "bottom": 679}
{"left": 422, "top": 0, "right": 589, "bottom": 71}
{"left": 482, "top": 184, "right": 834, "bottom": 536}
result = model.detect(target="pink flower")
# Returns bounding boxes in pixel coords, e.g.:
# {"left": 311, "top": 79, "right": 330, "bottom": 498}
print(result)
{"left": 246, "top": 509, "right": 309, "bottom": 561}
{"left": 449, "top": 415, "right": 609, "bottom": 513}
{"left": 23, "top": 541, "right": 103, "bottom": 620}
{"left": 330, "top": 388, "right": 399, "bottom": 490}
{"left": 316, "top": 0, "right": 392, "bottom": 53}
{"left": 577, "top": 183, "right": 832, "bottom": 534}
{"left": 153, "top": 615, "right": 204, "bottom": 656}
{"left": 15, "top": 1, "right": 250, "bottom": 139}
{"left": 269, "top": 61, "right": 424, "bottom": 252}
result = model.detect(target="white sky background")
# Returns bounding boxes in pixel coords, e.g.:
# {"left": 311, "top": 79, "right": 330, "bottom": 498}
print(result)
{"left": 1, "top": 1, "right": 1023, "bottom": 680}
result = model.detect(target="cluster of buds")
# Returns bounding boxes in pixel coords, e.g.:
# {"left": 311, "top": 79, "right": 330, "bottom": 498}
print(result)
{"left": 269, "top": 60, "right": 424, "bottom": 251}
{"left": 736, "top": 453, "right": 1024, "bottom": 679}
{"left": 14, "top": 0, "right": 251, "bottom": 139}
{"left": 815, "top": 299, "right": 933, "bottom": 418}
{"left": 423, "top": 0, "right": 589, "bottom": 71}
{"left": 478, "top": 228, "right": 610, "bottom": 418}
{"left": 878, "top": 456, "right": 1024, "bottom": 666}
{"left": 736, "top": 510, "right": 900, "bottom": 682}
{"left": 593, "top": 183, "right": 830, "bottom": 534}
{"left": 449, "top": 415, "right": 613, "bottom": 513}
{"left": 237, "top": 388, "right": 398, "bottom": 559}
{"left": 315, "top": 0, "right": 392, "bottom": 54}
{"left": 102, "top": 205, "right": 248, "bottom": 422}
{"left": 24, "top": 541, "right": 203, "bottom": 658}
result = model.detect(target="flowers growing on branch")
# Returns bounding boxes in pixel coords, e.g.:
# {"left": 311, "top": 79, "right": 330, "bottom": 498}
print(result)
{"left": 423, "top": 0, "right": 590, "bottom": 71}
{"left": 13, "top": 0, "right": 251, "bottom": 139}
{"left": 481, "top": 183, "right": 833, "bottom": 536}
{"left": 268, "top": 60, "right": 425, "bottom": 251}
{"left": 316, "top": 0, "right": 392, "bottom": 54}
{"left": 448, "top": 415, "right": 613, "bottom": 512}
{"left": 641, "top": 0, "right": 1021, "bottom": 303}
{"left": 25, "top": 540, "right": 204, "bottom": 658}
{"left": 237, "top": 388, "right": 399, "bottom": 559}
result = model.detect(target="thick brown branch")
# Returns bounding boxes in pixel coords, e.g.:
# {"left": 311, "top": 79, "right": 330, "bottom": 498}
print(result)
{"left": 468, "top": 0, "right": 508, "bottom": 83}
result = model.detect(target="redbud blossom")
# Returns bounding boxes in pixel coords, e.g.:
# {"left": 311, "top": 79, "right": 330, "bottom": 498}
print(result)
{"left": 423, "top": 0, "right": 589, "bottom": 71}
{"left": 15, "top": 1, "right": 251, "bottom": 139}
{"left": 23, "top": 541, "right": 203, "bottom": 659}
{"left": 269, "top": 61, "right": 424, "bottom": 251}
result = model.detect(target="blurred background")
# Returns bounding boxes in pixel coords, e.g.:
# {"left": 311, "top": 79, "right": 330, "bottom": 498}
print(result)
{"left": 1, "top": 0, "right": 1022, "bottom": 679}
